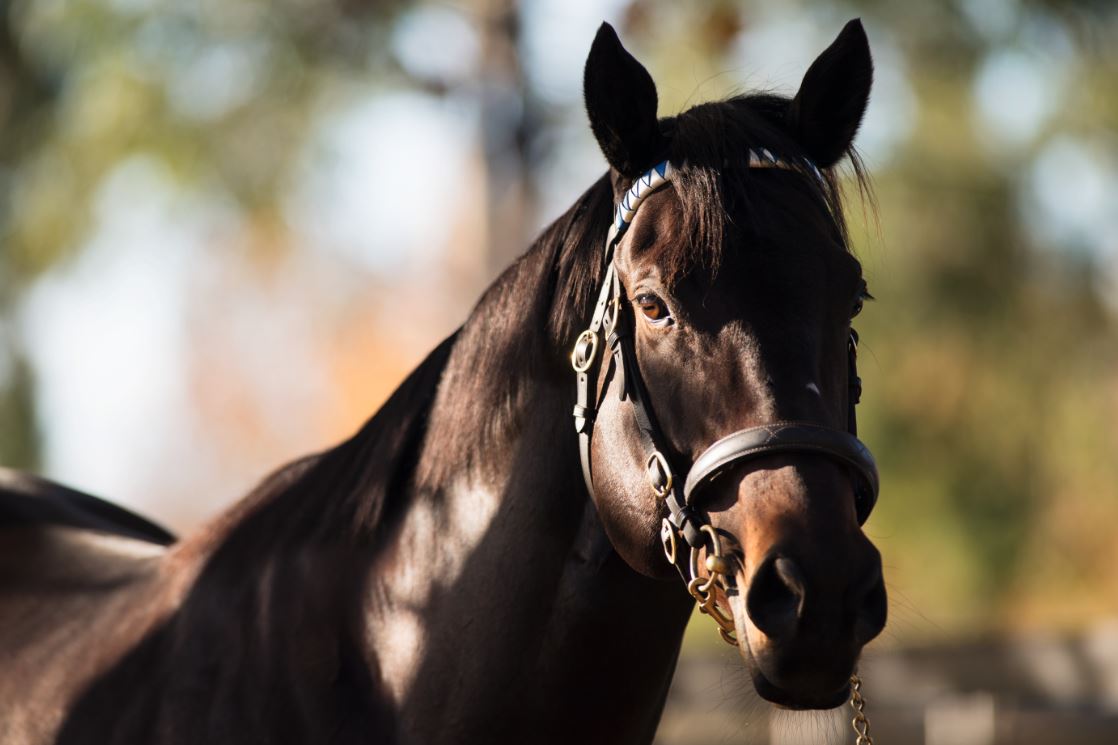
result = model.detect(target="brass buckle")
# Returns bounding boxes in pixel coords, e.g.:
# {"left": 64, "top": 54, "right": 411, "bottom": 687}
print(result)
{"left": 646, "top": 451, "right": 673, "bottom": 499}
{"left": 570, "top": 329, "right": 599, "bottom": 373}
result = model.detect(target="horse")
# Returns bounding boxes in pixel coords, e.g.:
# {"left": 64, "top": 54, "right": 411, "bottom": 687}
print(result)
{"left": 0, "top": 18, "right": 886, "bottom": 745}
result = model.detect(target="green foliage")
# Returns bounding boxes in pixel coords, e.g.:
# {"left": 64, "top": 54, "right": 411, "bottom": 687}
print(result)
{"left": 0, "top": 0, "right": 403, "bottom": 465}
{"left": 0, "top": 352, "right": 39, "bottom": 469}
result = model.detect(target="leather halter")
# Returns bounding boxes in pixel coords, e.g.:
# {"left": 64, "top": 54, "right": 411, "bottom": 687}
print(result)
{"left": 571, "top": 155, "right": 879, "bottom": 577}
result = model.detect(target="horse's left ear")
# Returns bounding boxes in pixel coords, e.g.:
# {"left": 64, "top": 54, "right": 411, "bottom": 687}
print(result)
{"left": 787, "top": 19, "right": 874, "bottom": 168}
{"left": 583, "top": 23, "right": 667, "bottom": 179}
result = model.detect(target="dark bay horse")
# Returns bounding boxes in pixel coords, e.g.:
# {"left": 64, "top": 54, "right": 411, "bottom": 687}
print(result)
{"left": 0, "top": 19, "right": 885, "bottom": 745}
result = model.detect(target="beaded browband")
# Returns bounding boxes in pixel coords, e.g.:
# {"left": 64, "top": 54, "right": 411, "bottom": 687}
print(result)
{"left": 612, "top": 150, "right": 824, "bottom": 232}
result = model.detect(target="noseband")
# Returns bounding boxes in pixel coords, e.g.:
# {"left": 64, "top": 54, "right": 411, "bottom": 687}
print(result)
{"left": 571, "top": 155, "right": 879, "bottom": 643}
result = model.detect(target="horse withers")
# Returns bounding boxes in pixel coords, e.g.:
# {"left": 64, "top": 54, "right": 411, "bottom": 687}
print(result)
{"left": 0, "top": 18, "right": 885, "bottom": 745}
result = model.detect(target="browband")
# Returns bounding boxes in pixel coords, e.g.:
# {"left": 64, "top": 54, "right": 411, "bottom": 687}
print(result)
{"left": 612, "top": 151, "right": 823, "bottom": 232}
{"left": 683, "top": 422, "right": 878, "bottom": 519}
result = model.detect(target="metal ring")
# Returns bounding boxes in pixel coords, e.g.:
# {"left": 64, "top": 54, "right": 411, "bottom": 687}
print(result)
{"left": 660, "top": 518, "right": 677, "bottom": 566}
{"left": 700, "top": 524, "right": 734, "bottom": 585}
{"left": 687, "top": 574, "right": 713, "bottom": 601}
{"left": 687, "top": 524, "right": 728, "bottom": 595}
{"left": 700, "top": 524, "right": 723, "bottom": 560}
{"left": 688, "top": 548, "right": 716, "bottom": 596}
{"left": 570, "top": 329, "right": 598, "bottom": 373}
{"left": 646, "top": 451, "right": 673, "bottom": 499}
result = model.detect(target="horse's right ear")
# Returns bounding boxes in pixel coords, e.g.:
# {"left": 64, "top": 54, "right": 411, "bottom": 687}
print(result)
{"left": 786, "top": 19, "right": 874, "bottom": 168}
{"left": 583, "top": 23, "right": 666, "bottom": 179}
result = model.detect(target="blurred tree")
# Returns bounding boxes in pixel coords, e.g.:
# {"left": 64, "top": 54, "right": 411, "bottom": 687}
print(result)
{"left": 0, "top": 0, "right": 411, "bottom": 467}
{"left": 0, "top": 0, "right": 58, "bottom": 467}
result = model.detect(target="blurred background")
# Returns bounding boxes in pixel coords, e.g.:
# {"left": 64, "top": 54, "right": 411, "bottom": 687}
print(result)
{"left": 0, "top": 0, "right": 1115, "bottom": 742}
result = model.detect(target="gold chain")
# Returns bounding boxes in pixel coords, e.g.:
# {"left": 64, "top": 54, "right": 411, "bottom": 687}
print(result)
{"left": 848, "top": 674, "right": 874, "bottom": 745}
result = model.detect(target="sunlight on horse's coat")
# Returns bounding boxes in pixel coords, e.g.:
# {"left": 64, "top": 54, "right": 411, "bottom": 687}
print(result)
{"left": 366, "top": 476, "right": 501, "bottom": 704}
{"left": 372, "top": 610, "right": 424, "bottom": 704}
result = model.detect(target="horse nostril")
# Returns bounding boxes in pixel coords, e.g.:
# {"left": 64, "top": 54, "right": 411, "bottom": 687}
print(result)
{"left": 746, "top": 555, "right": 806, "bottom": 640}
{"left": 852, "top": 564, "right": 887, "bottom": 645}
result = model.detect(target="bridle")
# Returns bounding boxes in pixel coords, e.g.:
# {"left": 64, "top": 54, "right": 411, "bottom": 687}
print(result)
{"left": 570, "top": 154, "right": 880, "bottom": 645}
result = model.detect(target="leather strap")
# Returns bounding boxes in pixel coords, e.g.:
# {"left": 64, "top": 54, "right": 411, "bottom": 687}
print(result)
{"left": 573, "top": 227, "right": 622, "bottom": 493}
{"left": 682, "top": 422, "right": 878, "bottom": 524}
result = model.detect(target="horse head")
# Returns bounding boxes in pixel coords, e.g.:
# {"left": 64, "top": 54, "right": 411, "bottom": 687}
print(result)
{"left": 576, "top": 19, "right": 886, "bottom": 710}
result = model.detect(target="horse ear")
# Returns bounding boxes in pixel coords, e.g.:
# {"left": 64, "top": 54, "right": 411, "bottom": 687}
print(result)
{"left": 583, "top": 23, "right": 666, "bottom": 179}
{"left": 787, "top": 19, "right": 874, "bottom": 168}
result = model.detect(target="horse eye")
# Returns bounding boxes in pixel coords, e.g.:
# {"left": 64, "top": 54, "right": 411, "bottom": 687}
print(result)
{"left": 852, "top": 284, "right": 872, "bottom": 319}
{"left": 635, "top": 293, "right": 670, "bottom": 323}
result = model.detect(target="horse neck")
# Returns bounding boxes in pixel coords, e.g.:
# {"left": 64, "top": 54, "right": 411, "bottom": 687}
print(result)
{"left": 365, "top": 235, "right": 694, "bottom": 744}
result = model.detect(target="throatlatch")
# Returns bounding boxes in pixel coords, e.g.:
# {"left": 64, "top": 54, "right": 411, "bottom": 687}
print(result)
{"left": 571, "top": 154, "right": 880, "bottom": 647}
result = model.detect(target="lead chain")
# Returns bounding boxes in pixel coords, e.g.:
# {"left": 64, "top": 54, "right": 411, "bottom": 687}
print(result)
{"left": 849, "top": 674, "right": 875, "bottom": 745}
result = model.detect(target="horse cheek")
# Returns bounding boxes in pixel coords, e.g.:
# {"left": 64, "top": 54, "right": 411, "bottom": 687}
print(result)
{"left": 588, "top": 421, "right": 677, "bottom": 580}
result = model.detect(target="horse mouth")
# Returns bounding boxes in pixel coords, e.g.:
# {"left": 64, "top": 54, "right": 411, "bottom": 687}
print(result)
{"left": 750, "top": 668, "right": 851, "bottom": 710}
{"left": 728, "top": 583, "right": 853, "bottom": 711}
